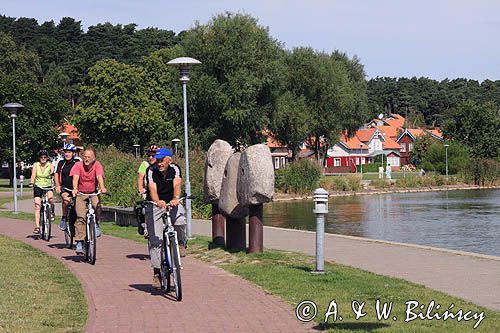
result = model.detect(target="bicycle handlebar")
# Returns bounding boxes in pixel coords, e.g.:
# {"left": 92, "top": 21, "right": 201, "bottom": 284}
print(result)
{"left": 76, "top": 191, "right": 111, "bottom": 197}
{"left": 145, "top": 195, "right": 194, "bottom": 209}
{"left": 34, "top": 185, "right": 55, "bottom": 191}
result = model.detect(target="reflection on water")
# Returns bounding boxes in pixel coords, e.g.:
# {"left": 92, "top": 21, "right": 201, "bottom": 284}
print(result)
{"left": 264, "top": 189, "right": 500, "bottom": 256}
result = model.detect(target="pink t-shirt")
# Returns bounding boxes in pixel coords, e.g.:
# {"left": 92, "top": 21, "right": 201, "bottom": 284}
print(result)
{"left": 70, "top": 161, "right": 105, "bottom": 194}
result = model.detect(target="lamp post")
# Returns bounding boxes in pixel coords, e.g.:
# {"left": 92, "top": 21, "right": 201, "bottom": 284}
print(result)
{"left": 171, "top": 138, "right": 180, "bottom": 158}
{"left": 359, "top": 143, "right": 363, "bottom": 178}
{"left": 3, "top": 102, "right": 24, "bottom": 214}
{"left": 444, "top": 144, "right": 449, "bottom": 183}
{"left": 167, "top": 57, "right": 201, "bottom": 239}
{"left": 133, "top": 144, "right": 140, "bottom": 158}
{"left": 59, "top": 132, "right": 69, "bottom": 149}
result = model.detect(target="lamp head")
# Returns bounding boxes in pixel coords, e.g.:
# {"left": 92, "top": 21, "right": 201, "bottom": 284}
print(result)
{"left": 3, "top": 102, "right": 24, "bottom": 118}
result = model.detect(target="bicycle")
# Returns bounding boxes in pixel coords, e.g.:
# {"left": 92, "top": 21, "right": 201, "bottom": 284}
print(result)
{"left": 149, "top": 196, "right": 190, "bottom": 301}
{"left": 77, "top": 191, "right": 109, "bottom": 265}
{"left": 61, "top": 187, "right": 76, "bottom": 249}
{"left": 35, "top": 185, "right": 55, "bottom": 241}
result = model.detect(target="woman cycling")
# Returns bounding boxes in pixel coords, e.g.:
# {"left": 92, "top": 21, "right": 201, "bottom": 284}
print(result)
{"left": 29, "top": 149, "right": 55, "bottom": 234}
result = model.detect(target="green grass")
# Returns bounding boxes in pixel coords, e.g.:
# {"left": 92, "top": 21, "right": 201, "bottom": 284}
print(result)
{"left": 92, "top": 223, "right": 500, "bottom": 332}
{"left": 360, "top": 172, "right": 420, "bottom": 180}
{"left": 0, "top": 235, "right": 87, "bottom": 333}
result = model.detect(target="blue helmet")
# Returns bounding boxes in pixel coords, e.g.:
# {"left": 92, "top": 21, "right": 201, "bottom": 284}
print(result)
{"left": 63, "top": 143, "right": 77, "bottom": 152}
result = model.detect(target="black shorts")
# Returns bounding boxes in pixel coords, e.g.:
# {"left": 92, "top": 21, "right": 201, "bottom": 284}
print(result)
{"left": 33, "top": 187, "right": 52, "bottom": 198}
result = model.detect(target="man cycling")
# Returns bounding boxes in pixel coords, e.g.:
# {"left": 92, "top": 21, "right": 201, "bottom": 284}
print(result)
{"left": 145, "top": 147, "right": 186, "bottom": 289}
{"left": 137, "top": 144, "right": 159, "bottom": 197}
{"left": 55, "top": 144, "right": 79, "bottom": 231}
{"left": 70, "top": 147, "right": 107, "bottom": 255}
{"left": 29, "top": 149, "right": 55, "bottom": 234}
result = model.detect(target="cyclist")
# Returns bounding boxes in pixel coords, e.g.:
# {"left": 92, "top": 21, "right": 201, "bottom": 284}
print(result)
{"left": 137, "top": 144, "right": 159, "bottom": 197}
{"left": 137, "top": 144, "right": 159, "bottom": 237}
{"left": 55, "top": 143, "right": 79, "bottom": 231}
{"left": 70, "top": 147, "right": 107, "bottom": 255}
{"left": 29, "top": 149, "right": 55, "bottom": 234}
{"left": 145, "top": 147, "right": 186, "bottom": 289}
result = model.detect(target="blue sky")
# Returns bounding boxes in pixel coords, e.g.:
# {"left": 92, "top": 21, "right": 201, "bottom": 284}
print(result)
{"left": 3, "top": 0, "right": 500, "bottom": 81}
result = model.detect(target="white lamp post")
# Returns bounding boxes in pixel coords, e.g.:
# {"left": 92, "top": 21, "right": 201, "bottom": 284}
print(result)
{"left": 133, "top": 144, "right": 140, "bottom": 158}
{"left": 444, "top": 144, "right": 450, "bottom": 183}
{"left": 3, "top": 102, "right": 24, "bottom": 214}
{"left": 59, "top": 132, "right": 69, "bottom": 149}
{"left": 167, "top": 57, "right": 201, "bottom": 239}
{"left": 359, "top": 143, "right": 363, "bottom": 178}
{"left": 172, "top": 138, "right": 180, "bottom": 157}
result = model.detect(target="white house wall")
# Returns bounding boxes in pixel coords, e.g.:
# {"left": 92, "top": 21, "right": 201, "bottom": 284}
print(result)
{"left": 327, "top": 144, "right": 350, "bottom": 157}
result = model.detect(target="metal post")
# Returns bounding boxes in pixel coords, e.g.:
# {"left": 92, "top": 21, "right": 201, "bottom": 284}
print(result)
{"left": 211, "top": 204, "right": 225, "bottom": 247}
{"left": 313, "top": 188, "right": 329, "bottom": 272}
{"left": 182, "top": 80, "right": 193, "bottom": 239}
{"left": 20, "top": 175, "right": 24, "bottom": 196}
{"left": 12, "top": 116, "right": 18, "bottom": 213}
{"left": 249, "top": 204, "right": 263, "bottom": 253}
{"left": 445, "top": 145, "right": 449, "bottom": 183}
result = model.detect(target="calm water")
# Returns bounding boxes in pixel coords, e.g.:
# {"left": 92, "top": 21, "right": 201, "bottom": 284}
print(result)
{"left": 264, "top": 189, "right": 500, "bottom": 257}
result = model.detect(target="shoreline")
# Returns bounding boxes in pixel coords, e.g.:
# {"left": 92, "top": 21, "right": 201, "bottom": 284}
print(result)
{"left": 273, "top": 184, "right": 500, "bottom": 201}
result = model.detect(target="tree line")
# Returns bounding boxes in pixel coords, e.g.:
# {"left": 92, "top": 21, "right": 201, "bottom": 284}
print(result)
{"left": 0, "top": 12, "right": 498, "bottom": 166}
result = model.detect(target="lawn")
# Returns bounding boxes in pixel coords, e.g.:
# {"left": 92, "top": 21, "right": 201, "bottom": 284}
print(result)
{"left": 0, "top": 235, "right": 87, "bottom": 333}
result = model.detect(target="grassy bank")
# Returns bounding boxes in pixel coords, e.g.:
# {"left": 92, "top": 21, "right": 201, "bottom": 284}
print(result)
{"left": 0, "top": 235, "right": 87, "bottom": 333}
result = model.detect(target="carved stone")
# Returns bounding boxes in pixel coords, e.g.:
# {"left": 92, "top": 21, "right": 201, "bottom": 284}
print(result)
{"left": 237, "top": 144, "right": 274, "bottom": 206}
{"left": 219, "top": 152, "right": 248, "bottom": 218}
{"left": 203, "top": 139, "right": 233, "bottom": 204}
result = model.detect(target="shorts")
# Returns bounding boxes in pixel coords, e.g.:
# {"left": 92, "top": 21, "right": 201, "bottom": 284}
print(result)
{"left": 34, "top": 186, "right": 52, "bottom": 198}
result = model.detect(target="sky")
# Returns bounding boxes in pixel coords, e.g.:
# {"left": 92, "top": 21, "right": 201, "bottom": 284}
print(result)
{"left": 2, "top": 0, "right": 500, "bottom": 81}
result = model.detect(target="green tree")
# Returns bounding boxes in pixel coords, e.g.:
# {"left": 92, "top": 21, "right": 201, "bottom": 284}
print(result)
{"left": 179, "top": 12, "right": 286, "bottom": 148}
{"left": 420, "top": 142, "right": 470, "bottom": 175}
{"left": 442, "top": 100, "right": 500, "bottom": 158}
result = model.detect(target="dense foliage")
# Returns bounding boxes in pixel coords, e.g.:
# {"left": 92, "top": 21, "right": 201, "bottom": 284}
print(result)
{"left": 275, "top": 159, "right": 321, "bottom": 193}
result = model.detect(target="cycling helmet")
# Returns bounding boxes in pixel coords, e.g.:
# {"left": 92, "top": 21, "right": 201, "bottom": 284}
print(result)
{"left": 63, "top": 143, "right": 77, "bottom": 151}
{"left": 147, "top": 144, "right": 159, "bottom": 153}
{"left": 38, "top": 149, "right": 49, "bottom": 157}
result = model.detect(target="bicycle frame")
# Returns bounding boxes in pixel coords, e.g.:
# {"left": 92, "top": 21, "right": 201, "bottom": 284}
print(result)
{"left": 77, "top": 192, "right": 100, "bottom": 265}
{"left": 36, "top": 185, "right": 54, "bottom": 241}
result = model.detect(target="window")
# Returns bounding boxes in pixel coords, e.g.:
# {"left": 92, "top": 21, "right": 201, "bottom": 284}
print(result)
{"left": 409, "top": 143, "right": 414, "bottom": 151}
{"left": 400, "top": 144, "right": 406, "bottom": 152}
{"left": 274, "top": 157, "right": 279, "bottom": 169}
{"left": 281, "top": 157, "right": 286, "bottom": 167}
{"left": 334, "top": 158, "right": 341, "bottom": 167}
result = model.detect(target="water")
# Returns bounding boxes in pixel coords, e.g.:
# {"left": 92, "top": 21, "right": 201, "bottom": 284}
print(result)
{"left": 264, "top": 189, "right": 500, "bottom": 256}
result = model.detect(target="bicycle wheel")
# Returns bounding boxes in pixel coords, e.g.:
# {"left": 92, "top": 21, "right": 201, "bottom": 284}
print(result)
{"left": 160, "top": 237, "right": 170, "bottom": 293}
{"left": 169, "top": 236, "right": 182, "bottom": 301}
{"left": 44, "top": 206, "right": 51, "bottom": 242}
{"left": 64, "top": 224, "right": 73, "bottom": 249}
{"left": 87, "top": 216, "right": 96, "bottom": 265}
{"left": 39, "top": 207, "right": 46, "bottom": 240}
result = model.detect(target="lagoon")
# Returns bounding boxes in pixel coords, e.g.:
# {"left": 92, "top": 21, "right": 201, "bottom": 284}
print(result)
{"left": 264, "top": 189, "right": 500, "bottom": 257}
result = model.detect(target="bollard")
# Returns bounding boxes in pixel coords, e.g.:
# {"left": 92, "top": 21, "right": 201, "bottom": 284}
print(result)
{"left": 249, "top": 204, "right": 263, "bottom": 253}
{"left": 19, "top": 175, "right": 24, "bottom": 196}
{"left": 313, "top": 188, "right": 329, "bottom": 273}
{"left": 211, "top": 204, "right": 225, "bottom": 247}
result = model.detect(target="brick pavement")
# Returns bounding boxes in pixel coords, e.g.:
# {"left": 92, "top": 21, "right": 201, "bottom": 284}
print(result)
{"left": 0, "top": 216, "right": 314, "bottom": 332}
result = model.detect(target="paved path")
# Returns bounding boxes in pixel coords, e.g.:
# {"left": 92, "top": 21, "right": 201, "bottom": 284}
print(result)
{"left": 0, "top": 203, "right": 313, "bottom": 332}
{"left": 192, "top": 221, "right": 500, "bottom": 311}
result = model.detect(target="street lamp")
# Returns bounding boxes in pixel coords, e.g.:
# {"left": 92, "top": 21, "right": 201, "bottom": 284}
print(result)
{"left": 167, "top": 56, "right": 201, "bottom": 239}
{"left": 171, "top": 138, "right": 180, "bottom": 158}
{"left": 3, "top": 102, "right": 24, "bottom": 214}
{"left": 444, "top": 144, "right": 450, "bottom": 183}
{"left": 359, "top": 143, "right": 363, "bottom": 178}
{"left": 59, "top": 132, "right": 69, "bottom": 149}
{"left": 133, "top": 144, "right": 140, "bottom": 158}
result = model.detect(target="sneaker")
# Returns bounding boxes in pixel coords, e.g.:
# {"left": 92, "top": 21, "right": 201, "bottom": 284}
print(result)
{"left": 152, "top": 274, "right": 161, "bottom": 289}
{"left": 179, "top": 244, "right": 187, "bottom": 258}
{"left": 50, "top": 213, "right": 56, "bottom": 222}
{"left": 75, "top": 241, "right": 83, "bottom": 255}
{"left": 95, "top": 223, "right": 101, "bottom": 237}
{"left": 59, "top": 217, "right": 67, "bottom": 231}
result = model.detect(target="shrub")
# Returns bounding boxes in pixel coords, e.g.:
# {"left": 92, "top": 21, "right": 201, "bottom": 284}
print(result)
{"left": 371, "top": 179, "right": 391, "bottom": 189}
{"left": 275, "top": 159, "right": 321, "bottom": 194}
{"left": 463, "top": 158, "right": 500, "bottom": 185}
{"left": 395, "top": 177, "right": 422, "bottom": 188}
{"left": 320, "top": 175, "right": 361, "bottom": 191}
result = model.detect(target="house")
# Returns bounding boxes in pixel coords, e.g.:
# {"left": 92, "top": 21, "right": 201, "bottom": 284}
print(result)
{"left": 327, "top": 114, "right": 442, "bottom": 172}
{"left": 261, "top": 130, "right": 292, "bottom": 170}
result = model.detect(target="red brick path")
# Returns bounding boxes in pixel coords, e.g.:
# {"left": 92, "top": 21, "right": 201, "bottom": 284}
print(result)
{"left": 0, "top": 217, "right": 313, "bottom": 332}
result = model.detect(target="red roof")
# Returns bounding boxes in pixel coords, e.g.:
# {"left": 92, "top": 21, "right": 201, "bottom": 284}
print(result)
{"left": 376, "top": 125, "right": 399, "bottom": 139}
{"left": 340, "top": 135, "right": 368, "bottom": 149}
{"left": 60, "top": 122, "right": 80, "bottom": 140}
{"left": 383, "top": 136, "right": 402, "bottom": 149}
{"left": 356, "top": 128, "right": 375, "bottom": 142}
{"left": 384, "top": 114, "right": 405, "bottom": 128}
